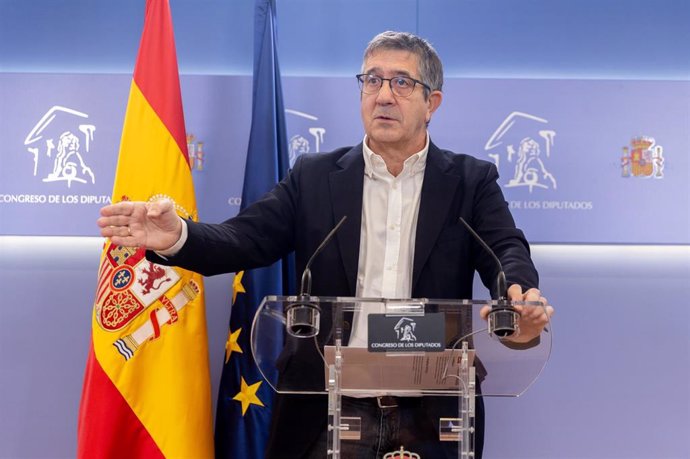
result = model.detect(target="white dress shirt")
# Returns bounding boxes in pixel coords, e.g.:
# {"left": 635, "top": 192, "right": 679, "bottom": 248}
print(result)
{"left": 348, "top": 134, "right": 429, "bottom": 347}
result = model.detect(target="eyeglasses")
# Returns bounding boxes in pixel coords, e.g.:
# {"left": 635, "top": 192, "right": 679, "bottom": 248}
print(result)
{"left": 356, "top": 74, "right": 431, "bottom": 97}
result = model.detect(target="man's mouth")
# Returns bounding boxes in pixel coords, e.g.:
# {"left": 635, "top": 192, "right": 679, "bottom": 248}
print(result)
{"left": 374, "top": 114, "right": 397, "bottom": 121}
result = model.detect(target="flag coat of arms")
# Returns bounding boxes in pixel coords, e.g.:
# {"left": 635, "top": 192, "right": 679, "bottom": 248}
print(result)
{"left": 77, "top": 1, "right": 214, "bottom": 457}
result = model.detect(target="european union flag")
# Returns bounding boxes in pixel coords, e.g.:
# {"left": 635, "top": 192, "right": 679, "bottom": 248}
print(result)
{"left": 214, "top": 0, "right": 293, "bottom": 457}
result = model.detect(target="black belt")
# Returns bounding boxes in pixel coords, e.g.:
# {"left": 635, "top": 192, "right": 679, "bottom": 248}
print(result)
{"left": 344, "top": 395, "right": 421, "bottom": 409}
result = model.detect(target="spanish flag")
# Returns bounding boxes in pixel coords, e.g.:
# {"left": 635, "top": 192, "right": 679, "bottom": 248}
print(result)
{"left": 77, "top": 0, "right": 214, "bottom": 457}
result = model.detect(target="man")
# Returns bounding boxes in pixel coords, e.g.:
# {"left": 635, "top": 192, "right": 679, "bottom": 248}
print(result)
{"left": 99, "top": 31, "right": 552, "bottom": 458}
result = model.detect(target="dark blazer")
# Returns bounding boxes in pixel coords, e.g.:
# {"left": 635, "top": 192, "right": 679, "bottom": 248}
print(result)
{"left": 149, "top": 141, "right": 538, "bottom": 457}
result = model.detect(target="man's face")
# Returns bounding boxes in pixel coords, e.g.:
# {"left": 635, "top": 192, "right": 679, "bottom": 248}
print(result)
{"left": 360, "top": 49, "right": 442, "bottom": 155}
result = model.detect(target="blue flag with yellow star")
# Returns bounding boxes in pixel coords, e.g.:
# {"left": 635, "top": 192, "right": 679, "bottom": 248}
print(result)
{"left": 214, "top": 0, "right": 293, "bottom": 457}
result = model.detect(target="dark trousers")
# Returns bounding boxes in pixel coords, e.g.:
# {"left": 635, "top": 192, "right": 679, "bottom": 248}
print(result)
{"left": 303, "top": 395, "right": 485, "bottom": 459}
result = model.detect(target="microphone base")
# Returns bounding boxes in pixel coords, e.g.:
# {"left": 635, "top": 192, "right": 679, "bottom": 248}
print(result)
{"left": 285, "top": 296, "right": 321, "bottom": 338}
{"left": 488, "top": 303, "right": 520, "bottom": 339}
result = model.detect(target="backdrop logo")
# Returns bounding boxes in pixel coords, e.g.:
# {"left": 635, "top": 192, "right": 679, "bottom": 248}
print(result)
{"left": 621, "top": 136, "right": 664, "bottom": 179}
{"left": 23, "top": 106, "right": 96, "bottom": 188}
{"left": 286, "top": 108, "right": 326, "bottom": 166}
{"left": 226, "top": 109, "right": 327, "bottom": 208}
{"left": 485, "top": 111, "right": 557, "bottom": 193}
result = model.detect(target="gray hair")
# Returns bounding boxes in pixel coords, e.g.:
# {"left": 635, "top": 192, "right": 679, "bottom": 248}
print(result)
{"left": 361, "top": 31, "right": 443, "bottom": 98}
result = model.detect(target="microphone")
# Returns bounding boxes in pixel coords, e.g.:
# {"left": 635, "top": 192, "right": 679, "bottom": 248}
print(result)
{"left": 285, "top": 216, "right": 347, "bottom": 338}
{"left": 458, "top": 217, "right": 519, "bottom": 338}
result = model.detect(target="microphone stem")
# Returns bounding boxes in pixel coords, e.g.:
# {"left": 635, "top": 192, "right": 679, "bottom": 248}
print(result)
{"left": 459, "top": 217, "right": 508, "bottom": 299}
{"left": 300, "top": 268, "right": 311, "bottom": 296}
{"left": 300, "top": 216, "right": 347, "bottom": 296}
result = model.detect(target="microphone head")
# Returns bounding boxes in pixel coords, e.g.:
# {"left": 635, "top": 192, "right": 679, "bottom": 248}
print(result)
{"left": 285, "top": 296, "right": 321, "bottom": 338}
{"left": 488, "top": 300, "right": 519, "bottom": 338}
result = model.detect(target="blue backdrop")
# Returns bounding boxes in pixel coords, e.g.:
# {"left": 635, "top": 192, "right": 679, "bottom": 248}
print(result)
{"left": 1, "top": 75, "right": 687, "bottom": 242}
{"left": 0, "top": 0, "right": 688, "bottom": 458}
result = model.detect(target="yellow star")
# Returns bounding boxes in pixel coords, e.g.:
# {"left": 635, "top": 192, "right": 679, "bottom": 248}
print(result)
{"left": 233, "top": 377, "right": 264, "bottom": 415}
{"left": 232, "top": 271, "right": 246, "bottom": 304}
{"left": 224, "top": 328, "right": 243, "bottom": 363}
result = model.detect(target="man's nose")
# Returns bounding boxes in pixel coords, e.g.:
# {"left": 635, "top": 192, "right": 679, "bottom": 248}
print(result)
{"left": 375, "top": 81, "right": 396, "bottom": 103}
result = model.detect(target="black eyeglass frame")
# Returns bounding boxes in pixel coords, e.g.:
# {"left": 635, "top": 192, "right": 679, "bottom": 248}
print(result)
{"left": 355, "top": 73, "right": 432, "bottom": 97}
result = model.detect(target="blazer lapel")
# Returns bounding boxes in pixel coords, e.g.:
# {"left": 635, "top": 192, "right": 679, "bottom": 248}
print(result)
{"left": 412, "top": 142, "right": 461, "bottom": 291}
{"left": 329, "top": 144, "right": 365, "bottom": 295}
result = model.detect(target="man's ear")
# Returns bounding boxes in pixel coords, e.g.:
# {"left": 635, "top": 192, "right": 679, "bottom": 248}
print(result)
{"left": 426, "top": 91, "right": 443, "bottom": 123}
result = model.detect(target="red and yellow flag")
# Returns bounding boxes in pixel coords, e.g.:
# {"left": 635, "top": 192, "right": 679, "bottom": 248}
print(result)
{"left": 77, "top": 0, "right": 213, "bottom": 457}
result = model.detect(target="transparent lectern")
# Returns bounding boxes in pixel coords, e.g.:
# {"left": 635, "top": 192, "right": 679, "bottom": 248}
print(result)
{"left": 251, "top": 296, "right": 551, "bottom": 458}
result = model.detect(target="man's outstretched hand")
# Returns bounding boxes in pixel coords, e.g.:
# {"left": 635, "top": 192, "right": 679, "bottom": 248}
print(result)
{"left": 97, "top": 199, "right": 182, "bottom": 251}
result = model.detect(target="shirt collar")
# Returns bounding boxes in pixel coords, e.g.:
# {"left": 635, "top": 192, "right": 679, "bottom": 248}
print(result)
{"left": 362, "top": 133, "right": 429, "bottom": 178}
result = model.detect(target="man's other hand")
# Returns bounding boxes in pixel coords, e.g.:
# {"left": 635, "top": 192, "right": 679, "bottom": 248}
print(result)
{"left": 480, "top": 284, "right": 554, "bottom": 343}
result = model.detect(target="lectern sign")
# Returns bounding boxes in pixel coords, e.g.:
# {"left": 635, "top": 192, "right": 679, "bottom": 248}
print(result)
{"left": 368, "top": 313, "right": 445, "bottom": 353}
